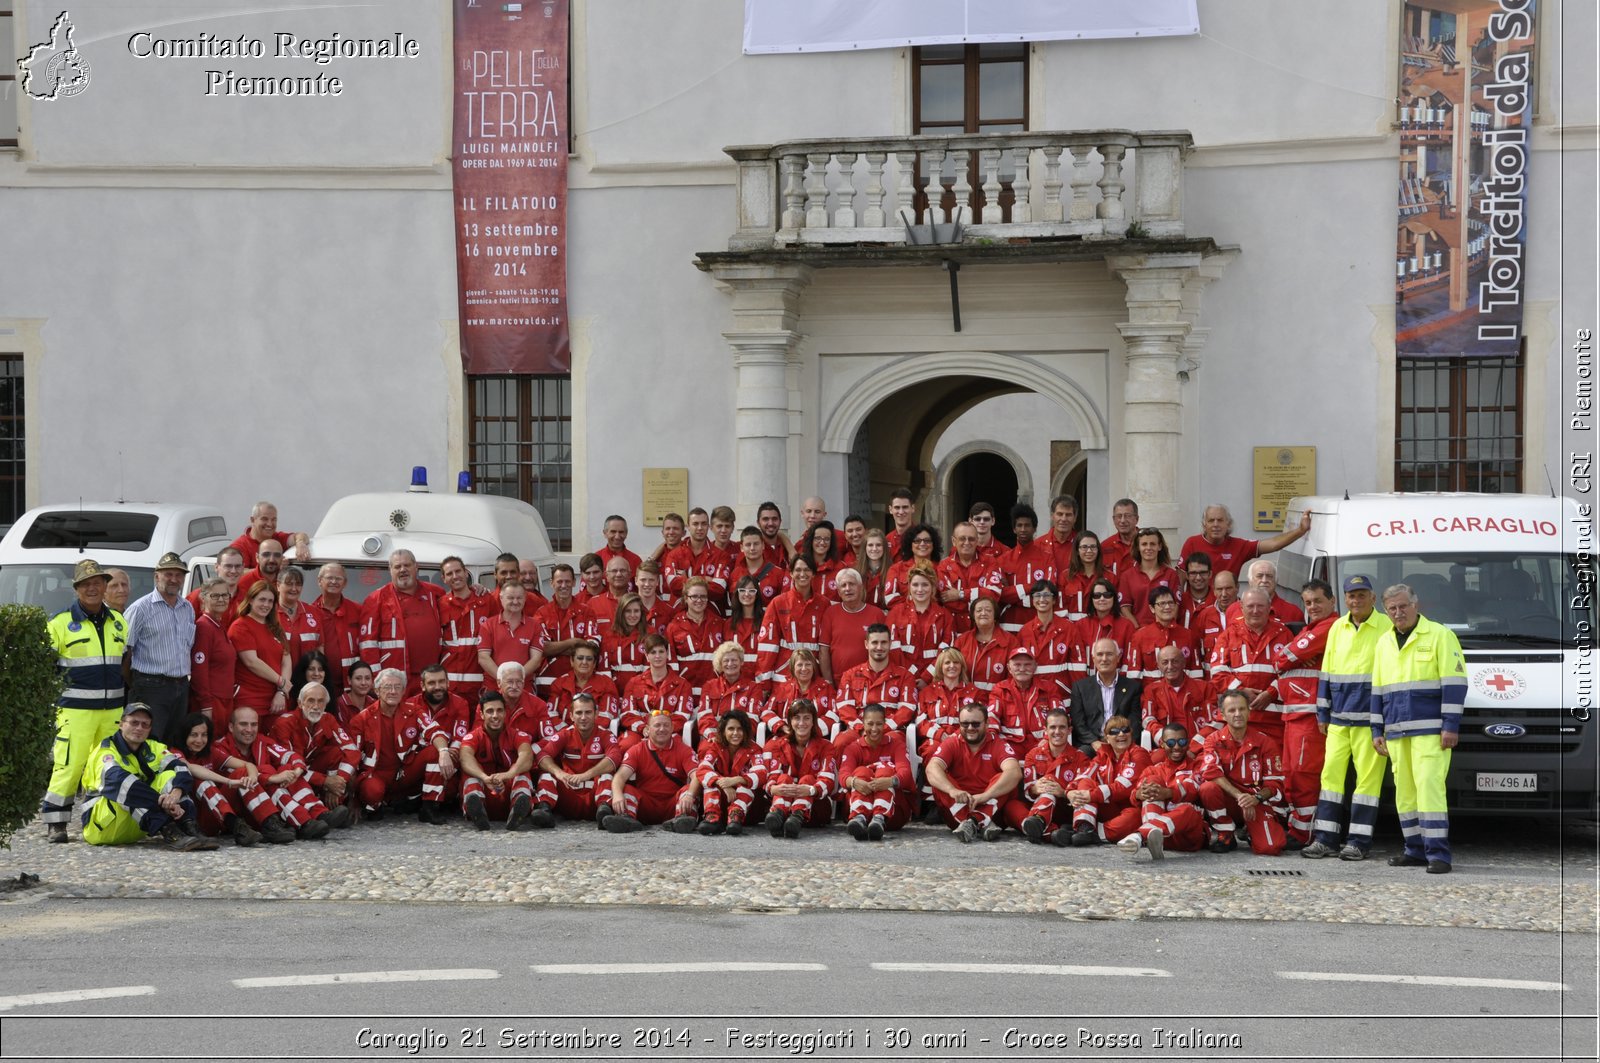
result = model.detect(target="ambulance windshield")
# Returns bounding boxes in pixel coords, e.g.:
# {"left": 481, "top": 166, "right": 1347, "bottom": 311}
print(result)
{"left": 1336, "top": 552, "right": 1595, "bottom": 646}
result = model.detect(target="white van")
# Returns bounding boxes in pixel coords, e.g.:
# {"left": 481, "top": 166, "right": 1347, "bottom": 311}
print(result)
{"left": 1276, "top": 492, "right": 1596, "bottom": 817}
{"left": 0, "top": 502, "right": 231, "bottom": 614}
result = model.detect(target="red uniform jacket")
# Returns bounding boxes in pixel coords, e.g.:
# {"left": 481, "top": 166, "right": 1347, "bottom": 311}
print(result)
{"left": 532, "top": 598, "right": 600, "bottom": 691}
{"left": 917, "top": 681, "right": 983, "bottom": 753}
{"left": 461, "top": 724, "right": 536, "bottom": 775}
{"left": 764, "top": 676, "right": 838, "bottom": 736}
{"left": 405, "top": 691, "right": 474, "bottom": 748}
{"left": 268, "top": 711, "right": 358, "bottom": 787}
{"left": 277, "top": 604, "right": 323, "bottom": 665}
{"left": 756, "top": 589, "right": 828, "bottom": 684}
{"left": 696, "top": 675, "right": 766, "bottom": 744}
{"left": 1072, "top": 744, "right": 1152, "bottom": 809}
{"left": 215, "top": 733, "right": 307, "bottom": 777}
{"left": 761, "top": 734, "right": 839, "bottom": 796}
{"left": 1141, "top": 675, "right": 1216, "bottom": 745}
{"left": 347, "top": 702, "right": 443, "bottom": 772}
{"left": 438, "top": 590, "right": 498, "bottom": 697}
{"left": 1000, "top": 541, "right": 1057, "bottom": 632}
{"left": 885, "top": 600, "right": 953, "bottom": 679}
{"left": 1021, "top": 739, "right": 1092, "bottom": 796}
{"left": 954, "top": 629, "right": 1017, "bottom": 692}
{"left": 545, "top": 672, "right": 623, "bottom": 731}
{"left": 189, "top": 612, "right": 237, "bottom": 723}
{"left": 836, "top": 730, "right": 914, "bottom": 792}
{"left": 834, "top": 662, "right": 918, "bottom": 731}
{"left": 508, "top": 690, "right": 562, "bottom": 746}
{"left": 1136, "top": 753, "right": 1202, "bottom": 810}
{"left": 935, "top": 555, "right": 1004, "bottom": 633}
{"left": 988, "top": 678, "right": 1066, "bottom": 747}
{"left": 1126, "top": 621, "right": 1205, "bottom": 681}
{"left": 663, "top": 542, "right": 732, "bottom": 607}
{"left": 1017, "top": 613, "right": 1083, "bottom": 693}
{"left": 537, "top": 725, "right": 619, "bottom": 775}
{"left": 727, "top": 561, "right": 786, "bottom": 616}
{"left": 929, "top": 733, "right": 1018, "bottom": 792}
{"left": 1117, "top": 565, "right": 1185, "bottom": 626}
{"left": 1209, "top": 618, "right": 1293, "bottom": 724}
{"left": 620, "top": 669, "right": 695, "bottom": 735}
{"left": 665, "top": 612, "right": 728, "bottom": 692}
{"left": 1074, "top": 613, "right": 1137, "bottom": 670}
{"left": 359, "top": 582, "right": 444, "bottom": 678}
{"left": 620, "top": 736, "right": 697, "bottom": 798}
{"left": 1199, "top": 728, "right": 1288, "bottom": 813}
{"left": 312, "top": 595, "right": 363, "bottom": 687}
{"left": 694, "top": 741, "right": 767, "bottom": 789}
{"left": 1271, "top": 614, "right": 1335, "bottom": 718}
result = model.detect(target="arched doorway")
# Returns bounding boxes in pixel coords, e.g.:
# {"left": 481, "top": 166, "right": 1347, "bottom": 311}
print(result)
{"left": 948, "top": 450, "right": 1020, "bottom": 546}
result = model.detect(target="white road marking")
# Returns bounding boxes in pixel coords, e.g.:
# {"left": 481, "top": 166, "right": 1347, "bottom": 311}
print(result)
{"left": 1277, "top": 971, "right": 1569, "bottom": 991}
{"left": 232, "top": 968, "right": 500, "bottom": 988}
{"left": 0, "top": 985, "right": 156, "bottom": 1010}
{"left": 872, "top": 962, "right": 1172, "bottom": 978}
{"left": 532, "top": 962, "right": 827, "bottom": 975}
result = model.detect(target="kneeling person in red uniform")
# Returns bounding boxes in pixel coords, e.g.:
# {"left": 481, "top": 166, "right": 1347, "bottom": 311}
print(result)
{"left": 459, "top": 690, "right": 537, "bottom": 831}
{"left": 605, "top": 709, "right": 699, "bottom": 832}
{"left": 925, "top": 702, "right": 1023, "bottom": 842}
{"left": 1198, "top": 690, "right": 1289, "bottom": 855}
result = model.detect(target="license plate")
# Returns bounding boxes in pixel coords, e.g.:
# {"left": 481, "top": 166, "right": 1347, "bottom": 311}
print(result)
{"left": 1475, "top": 772, "right": 1537, "bottom": 792}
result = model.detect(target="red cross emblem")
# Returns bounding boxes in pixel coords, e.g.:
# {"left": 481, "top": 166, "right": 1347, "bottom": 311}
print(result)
{"left": 1484, "top": 673, "right": 1515, "bottom": 692}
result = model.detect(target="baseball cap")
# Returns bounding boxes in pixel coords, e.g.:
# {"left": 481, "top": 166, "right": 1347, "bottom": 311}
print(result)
{"left": 1342, "top": 574, "right": 1375, "bottom": 593}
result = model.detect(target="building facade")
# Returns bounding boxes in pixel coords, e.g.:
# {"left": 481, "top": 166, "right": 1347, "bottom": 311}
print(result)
{"left": 2, "top": 0, "right": 1592, "bottom": 550}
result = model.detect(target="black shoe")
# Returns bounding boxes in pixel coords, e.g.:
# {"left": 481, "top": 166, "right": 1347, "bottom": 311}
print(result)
{"left": 45, "top": 823, "right": 69, "bottom": 844}
{"left": 725, "top": 817, "right": 744, "bottom": 836}
{"left": 1388, "top": 854, "right": 1428, "bottom": 867}
{"left": 594, "top": 803, "right": 614, "bottom": 830}
{"left": 783, "top": 813, "right": 803, "bottom": 839}
{"left": 1282, "top": 837, "right": 1305, "bottom": 852}
{"left": 765, "top": 809, "right": 786, "bottom": 838}
{"left": 259, "top": 815, "right": 296, "bottom": 844}
{"left": 322, "top": 805, "right": 354, "bottom": 829}
{"left": 176, "top": 817, "right": 204, "bottom": 838}
{"left": 363, "top": 804, "right": 386, "bottom": 823}
{"left": 506, "top": 796, "right": 533, "bottom": 832}
{"left": 1021, "top": 815, "right": 1046, "bottom": 843}
{"left": 160, "top": 823, "right": 217, "bottom": 851}
{"left": 867, "top": 816, "right": 886, "bottom": 841}
{"left": 1049, "top": 827, "right": 1073, "bottom": 848}
{"left": 697, "top": 818, "right": 723, "bottom": 836}
{"left": 920, "top": 803, "right": 944, "bottom": 826}
{"left": 1209, "top": 835, "right": 1237, "bottom": 854}
{"left": 297, "top": 817, "right": 330, "bottom": 840}
{"left": 1426, "top": 860, "right": 1452, "bottom": 875}
{"left": 1070, "top": 827, "right": 1099, "bottom": 847}
{"left": 846, "top": 815, "right": 869, "bottom": 840}
{"left": 418, "top": 803, "right": 446, "bottom": 825}
{"left": 666, "top": 814, "right": 698, "bottom": 834}
{"left": 464, "top": 794, "right": 491, "bottom": 831}
{"left": 229, "top": 816, "right": 261, "bottom": 847}
{"left": 529, "top": 804, "right": 557, "bottom": 829}
{"left": 603, "top": 814, "right": 642, "bottom": 833}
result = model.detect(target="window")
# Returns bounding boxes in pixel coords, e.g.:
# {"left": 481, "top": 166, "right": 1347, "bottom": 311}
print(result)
{"left": 1395, "top": 354, "right": 1522, "bottom": 492}
{"left": 1, "top": 355, "right": 22, "bottom": 525}
{"left": 468, "top": 375, "right": 572, "bottom": 551}
{"left": 912, "top": 43, "right": 1028, "bottom": 222}
{"left": 1, "top": 10, "right": 17, "bottom": 148}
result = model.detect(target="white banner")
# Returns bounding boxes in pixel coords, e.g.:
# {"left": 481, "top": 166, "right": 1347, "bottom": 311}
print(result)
{"left": 743, "top": 0, "right": 1199, "bottom": 54}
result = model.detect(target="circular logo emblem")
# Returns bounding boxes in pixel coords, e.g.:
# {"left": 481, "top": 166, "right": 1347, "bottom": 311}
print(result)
{"left": 1472, "top": 668, "right": 1527, "bottom": 701}
{"left": 194, "top": 651, "right": 206, "bottom": 664}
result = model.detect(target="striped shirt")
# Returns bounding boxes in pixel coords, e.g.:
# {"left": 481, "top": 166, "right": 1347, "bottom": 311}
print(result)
{"left": 123, "top": 589, "right": 196, "bottom": 677}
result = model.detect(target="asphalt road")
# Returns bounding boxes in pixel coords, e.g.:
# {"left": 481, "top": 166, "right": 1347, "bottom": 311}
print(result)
{"left": 0, "top": 900, "right": 1593, "bottom": 1062}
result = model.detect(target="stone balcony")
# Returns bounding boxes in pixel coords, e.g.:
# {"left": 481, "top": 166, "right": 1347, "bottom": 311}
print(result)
{"left": 716, "top": 129, "right": 1198, "bottom": 257}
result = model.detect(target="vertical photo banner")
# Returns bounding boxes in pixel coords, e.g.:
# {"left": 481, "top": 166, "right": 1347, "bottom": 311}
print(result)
{"left": 1395, "top": 0, "right": 1535, "bottom": 357}
{"left": 452, "top": 0, "right": 570, "bottom": 375}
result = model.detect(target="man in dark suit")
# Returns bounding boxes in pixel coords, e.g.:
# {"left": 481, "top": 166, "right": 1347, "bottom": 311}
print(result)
{"left": 1069, "top": 638, "right": 1142, "bottom": 754}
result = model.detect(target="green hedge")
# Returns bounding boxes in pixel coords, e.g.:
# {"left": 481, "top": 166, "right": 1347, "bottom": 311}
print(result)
{"left": 0, "top": 604, "right": 62, "bottom": 849}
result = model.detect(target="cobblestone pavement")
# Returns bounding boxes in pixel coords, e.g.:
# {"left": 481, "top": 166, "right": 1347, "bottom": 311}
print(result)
{"left": 3, "top": 813, "right": 1594, "bottom": 934}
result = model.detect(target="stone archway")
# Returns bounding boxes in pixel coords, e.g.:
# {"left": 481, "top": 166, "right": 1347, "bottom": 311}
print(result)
{"left": 929, "top": 439, "right": 1033, "bottom": 535}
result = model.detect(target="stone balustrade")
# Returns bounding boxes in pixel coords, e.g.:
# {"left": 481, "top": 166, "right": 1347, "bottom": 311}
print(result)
{"left": 725, "top": 130, "right": 1191, "bottom": 251}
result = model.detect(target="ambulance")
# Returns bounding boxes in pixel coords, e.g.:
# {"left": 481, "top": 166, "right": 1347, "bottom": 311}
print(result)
{"left": 1275, "top": 493, "right": 1596, "bottom": 817}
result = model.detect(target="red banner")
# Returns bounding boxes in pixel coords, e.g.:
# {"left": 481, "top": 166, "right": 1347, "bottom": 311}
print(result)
{"left": 452, "top": 0, "right": 569, "bottom": 375}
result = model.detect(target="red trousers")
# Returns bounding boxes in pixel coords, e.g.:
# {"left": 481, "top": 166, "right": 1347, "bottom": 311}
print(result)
{"left": 194, "top": 779, "right": 233, "bottom": 836}
{"left": 1002, "top": 791, "right": 1074, "bottom": 832}
{"left": 1137, "top": 801, "right": 1208, "bottom": 851}
{"left": 766, "top": 774, "right": 832, "bottom": 826}
{"left": 536, "top": 772, "right": 614, "bottom": 821}
{"left": 702, "top": 783, "right": 759, "bottom": 825}
{"left": 618, "top": 784, "right": 691, "bottom": 824}
{"left": 223, "top": 770, "right": 327, "bottom": 828}
{"left": 1198, "top": 781, "right": 1286, "bottom": 855}
{"left": 1281, "top": 715, "right": 1325, "bottom": 843}
{"left": 1069, "top": 797, "right": 1141, "bottom": 842}
{"left": 842, "top": 767, "right": 911, "bottom": 828}
{"left": 355, "top": 747, "right": 447, "bottom": 809}
{"left": 462, "top": 774, "right": 533, "bottom": 819}
{"left": 932, "top": 774, "right": 1003, "bottom": 828}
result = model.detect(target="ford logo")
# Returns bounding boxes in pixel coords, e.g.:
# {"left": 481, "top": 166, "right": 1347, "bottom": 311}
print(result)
{"left": 1483, "top": 723, "right": 1527, "bottom": 739}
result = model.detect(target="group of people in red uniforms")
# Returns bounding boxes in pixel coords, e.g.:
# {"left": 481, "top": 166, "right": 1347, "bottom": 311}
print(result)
{"left": 165, "top": 492, "right": 1327, "bottom": 859}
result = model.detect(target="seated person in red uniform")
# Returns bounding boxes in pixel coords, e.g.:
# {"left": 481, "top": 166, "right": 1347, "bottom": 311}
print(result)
{"left": 835, "top": 702, "right": 915, "bottom": 840}
{"left": 1120, "top": 722, "right": 1207, "bottom": 860}
{"left": 690, "top": 709, "right": 767, "bottom": 836}
{"left": 267, "top": 681, "right": 357, "bottom": 826}
{"left": 348, "top": 667, "right": 457, "bottom": 824}
{"left": 535, "top": 693, "right": 620, "bottom": 827}
{"left": 760, "top": 699, "right": 838, "bottom": 839}
{"left": 924, "top": 702, "right": 1023, "bottom": 842}
{"left": 1054, "top": 713, "right": 1150, "bottom": 847}
{"left": 458, "top": 690, "right": 537, "bottom": 831}
{"left": 1005, "top": 708, "right": 1091, "bottom": 843}
{"left": 604, "top": 708, "right": 699, "bottom": 833}
{"left": 1198, "top": 690, "right": 1289, "bottom": 856}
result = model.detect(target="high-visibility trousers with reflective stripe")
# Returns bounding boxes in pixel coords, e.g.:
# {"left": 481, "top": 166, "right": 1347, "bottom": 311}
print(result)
{"left": 82, "top": 767, "right": 190, "bottom": 845}
{"left": 40, "top": 708, "right": 122, "bottom": 825}
{"left": 1311, "top": 722, "right": 1388, "bottom": 850}
{"left": 1389, "top": 733, "right": 1451, "bottom": 864}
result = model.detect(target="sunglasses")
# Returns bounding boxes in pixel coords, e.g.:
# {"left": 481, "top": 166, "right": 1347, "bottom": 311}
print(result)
{"left": 648, "top": 708, "right": 673, "bottom": 717}
{"left": 1163, "top": 737, "right": 1190, "bottom": 748}
{"left": 1091, "top": 591, "right": 1116, "bottom": 600}
{"left": 1106, "top": 726, "right": 1133, "bottom": 736}
{"left": 959, "top": 720, "right": 987, "bottom": 729}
